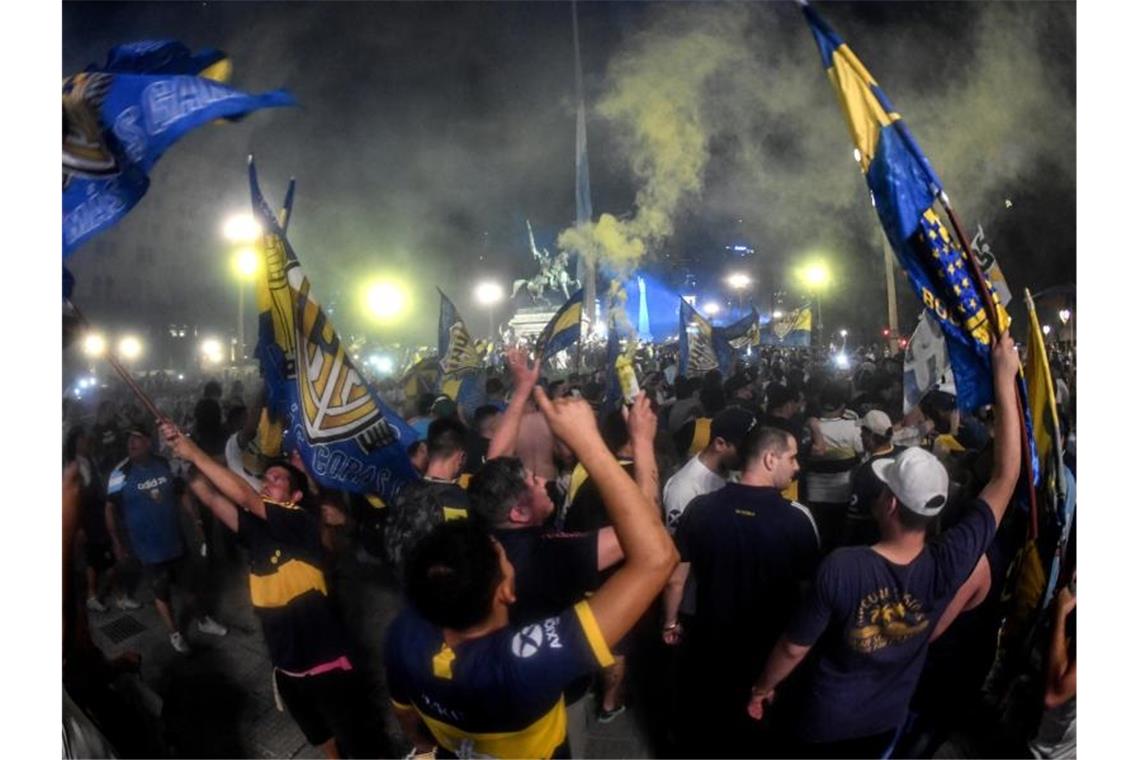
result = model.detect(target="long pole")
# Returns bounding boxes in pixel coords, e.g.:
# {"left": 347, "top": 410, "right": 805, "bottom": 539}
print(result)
{"left": 238, "top": 284, "right": 245, "bottom": 361}
{"left": 882, "top": 231, "right": 899, "bottom": 353}
{"left": 938, "top": 193, "right": 1038, "bottom": 538}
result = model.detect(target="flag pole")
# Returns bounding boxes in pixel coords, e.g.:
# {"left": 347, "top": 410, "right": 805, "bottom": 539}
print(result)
{"left": 938, "top": 192, "right": 1038, "bottom": 538}
{"left": 70, "top": 303, "right": 165, "bottom": 422}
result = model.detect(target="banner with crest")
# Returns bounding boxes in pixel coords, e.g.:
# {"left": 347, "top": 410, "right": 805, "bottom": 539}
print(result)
{"left": 760, "top": 307, "right": 812, "bottom": 347}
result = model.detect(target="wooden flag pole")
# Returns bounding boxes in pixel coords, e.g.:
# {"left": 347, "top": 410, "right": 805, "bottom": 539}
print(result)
{"left": 939, "top": 194, "right": 1038, "bottom": 539}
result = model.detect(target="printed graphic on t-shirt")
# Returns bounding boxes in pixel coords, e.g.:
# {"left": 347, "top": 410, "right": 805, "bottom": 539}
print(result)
{"left": 848, "top": 587, "right": 929, "bottom": 653}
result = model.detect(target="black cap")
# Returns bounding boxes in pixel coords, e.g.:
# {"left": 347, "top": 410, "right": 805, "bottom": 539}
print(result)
{"left": 709, "top": 406, "right": 757, "bottom": 449}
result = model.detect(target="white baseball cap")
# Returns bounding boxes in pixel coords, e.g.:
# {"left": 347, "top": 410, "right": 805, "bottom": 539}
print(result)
{"left": 861, "top": 410, "right": 893, "bottom": 437}
{"left": 871, "top": 446, "right": 949, "bottom": 516}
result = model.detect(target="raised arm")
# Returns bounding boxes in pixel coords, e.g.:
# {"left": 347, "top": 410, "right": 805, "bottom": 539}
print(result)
{"left": 486, "top": 347, "right": 541, "bottom": 459}
{"left": 625, "top": 395, "right": 661, "bottom": 509}
{"left": 1044, "top": 584, "right": 1077, "bottom": 710}
{"left": 535, "top": 388, "right": 677, "bottom": 647}
{"left": 159, "top": 420, "right": 264, "bottom": 518}
{"left": 184, "top": 472, "right": 241, "bottom": 533}
{"left": 978, "top": 332, "right": 1022, "bottom": 524}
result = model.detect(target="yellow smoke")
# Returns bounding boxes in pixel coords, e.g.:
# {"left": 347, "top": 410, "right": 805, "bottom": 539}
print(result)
{"left": 558, "top": 8, "right": 748, "bottom": 274}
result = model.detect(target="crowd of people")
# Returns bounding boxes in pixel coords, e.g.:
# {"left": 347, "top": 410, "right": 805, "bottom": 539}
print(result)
{"left": 62, "top": 336, "right": 1077, "bottom": 759}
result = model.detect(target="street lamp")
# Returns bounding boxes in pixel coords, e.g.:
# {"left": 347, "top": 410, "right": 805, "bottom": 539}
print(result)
{"left": 1042, "top": 325, "right": 1052, "bottom": 336}
{"left": 726, "top": 272, "right": 751, "bottom": 313}
{"left": 474, "top": 281, "right": 505, "bottom": 340}
{"left": 82, "top": 332, "right": 107, "bottom": 358}
{"left": 797, "top": 260, "right": 831, "bottom": 333}
{"left": 1058, "top": 309, "right": 1071, "bottom": 325}
{"left": 703, "top": 301, "right": 722, "bottom": 316}
{"left": 200, "top": 337, "right": 224, "bottom": 365}
{"left": 222, "top": 214, "right": 261, "bottom": 244}
{"left": 118, "top": 335, "right": 143, "bottom": 362}
{"left": 363, "top": 279, "right": 410, "bottom": 324}
{"left": 231, "top": 246, "right": 260, "bottom": 361}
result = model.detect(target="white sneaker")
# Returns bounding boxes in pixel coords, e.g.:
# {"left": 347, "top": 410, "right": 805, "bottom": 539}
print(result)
{"left": 197, "top": 616, "right": 228, "bottom": 637}
{"left": 115, "top": 595, "right": 142, "bottom": 611}
{"left": 86, "top": 596, "right": 108, "bottom": 613}
{"left": 169, "top": 632, "right": 191, "bottom": 654}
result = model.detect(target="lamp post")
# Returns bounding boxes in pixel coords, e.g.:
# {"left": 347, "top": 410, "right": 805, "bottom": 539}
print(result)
{"left": 726, "top": 272, "right": 751, "bottom": 315}
{"left": 798, "top": 260, "right": 831, "bottom": 340}
{"left": 223, "top": 213, "right": 262, "bottom": 363}
{"left": 474, "top": 281, "right": 505, "bottom": 340}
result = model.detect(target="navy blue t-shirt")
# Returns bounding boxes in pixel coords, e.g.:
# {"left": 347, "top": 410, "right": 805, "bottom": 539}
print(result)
{"left": 494, "top": 527, "right": 600, "bottom": 627}
{"left": 675, "top": 483, "right": 820, "bottom": 653}
{"left": 106, "top": 457, "right": 184, "bottom": 565}
{"left": 783, "top": 498, "right": 997, "bottom": 742}
{"left": 384, "top": 602, "right": 614, "bottom": 758}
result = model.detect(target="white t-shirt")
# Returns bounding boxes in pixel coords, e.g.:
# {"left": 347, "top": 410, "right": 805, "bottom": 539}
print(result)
{"left": 663, "top": 454, "right": 726, "bottom": 532}
{"left": 805, "top": 413, "right": 863, "bottom": 504}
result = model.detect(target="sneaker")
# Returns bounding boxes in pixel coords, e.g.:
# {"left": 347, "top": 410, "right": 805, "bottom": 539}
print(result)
{"left": 196, "top": 616, "right": 228, "bottom": 637}
{"left": 597, "top": 704, "right": 626, "bottom": 724}
{"left": 169, "top": 632, "right": 191, "bottom": 654}
{"left": 115, "top": 595, "right": 142, "bottom": 611}
{"left": 86, "top": 596, "right": 108, "bottom": 613}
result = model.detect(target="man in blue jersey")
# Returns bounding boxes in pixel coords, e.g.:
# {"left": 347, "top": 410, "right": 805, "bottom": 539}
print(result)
{"left": 105, "top": 426, "right": 227, "bottom": 653}
{"left": 746, "top": 334, "right": 1023, "bottom": 757}
{"left": 384, "top": 388, "right": 677, "bottom": 758}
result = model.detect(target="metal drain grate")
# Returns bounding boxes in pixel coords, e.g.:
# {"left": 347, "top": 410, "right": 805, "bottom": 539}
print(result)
{"left": 99, "top": 615, "right": 148, "bottom": 644}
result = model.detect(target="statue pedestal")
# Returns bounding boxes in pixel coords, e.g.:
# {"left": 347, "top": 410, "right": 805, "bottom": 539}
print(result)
{"left": 509, "top": 304, "right": 559, "bottom": 340}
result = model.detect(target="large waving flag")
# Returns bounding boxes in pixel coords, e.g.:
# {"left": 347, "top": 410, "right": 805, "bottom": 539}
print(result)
{"left": 678, "top": 299, "right": 718, "bottom": 377}
{"left": 760, "top": 306, "right": 812, "bottom": 347}
{"left": 801, "top": 3, "right": 1011, "bottom": 411}
{"left": 713, "top": 308, "right": 759, "bottom": 371}
{"left": 534, "top": 288, "right": 584, "bottom": 360}
{"left": 249, "top": 159, "right": 418, "bottom": 504}
{"left": 437, "top": 290, "right": 487, "bottom": 418}
{"left": 63, "top": 40, "right": 294, "bottom": 257}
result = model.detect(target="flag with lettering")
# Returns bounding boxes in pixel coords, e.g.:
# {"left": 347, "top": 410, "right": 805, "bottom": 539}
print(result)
{"left": 437, "top": 290, "right": 487, "bottom": 418}
{"left": 249, "top": 159, "right": 417, "bottom": 505}
{"left": 63, "top": 40, "right": 294, "bottom": 257}
{"left": 678, "top": 299, "right": 718, "bottom": 377}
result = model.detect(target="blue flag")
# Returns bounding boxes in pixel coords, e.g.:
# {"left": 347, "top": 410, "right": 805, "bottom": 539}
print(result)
{"left": 249, "top": 159, "right": 418, "bottom": 505}
{"left": 437, "top": 290, "right": 486, "bottom": 418}
{"left": 63, "top": 40, "right": 295, "bottom": 257}
{"left": 801, "top": 4, "right": 1012, "bottom": 409}
{"left": 713, "top": 309, "right": 759, "bottom": 372}
{"left": 802, "top": 2, "right": 1037, "bottom": 487}
{"left": 678, "top": 299, "right": 718, "bottom": 377}
{"left": 534, "top": 288, "right": 584, "bottom": 360}
{"left": 760, "top": 307, "right": 812, "bottom": 348}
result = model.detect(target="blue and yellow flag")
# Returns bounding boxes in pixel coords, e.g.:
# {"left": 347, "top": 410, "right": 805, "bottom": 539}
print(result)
{"left": 760, "top": 307, "right": 812, "bottom": 348}
{"left": 63, "top": 40, "right": 294, "bottom": 257}
{"left": 678, "top": 299, "right": 718, "bottom": 377}
{"left": 713, "top": 308, "right": 759, "bottom": 371}
{"left": 249, "top": 159, "right": 417, "bottom": 504}
{"left": 437, "top": 290, "right": 486, "bottom": 418}
{"left": 400, "top": 356, "right": 442, "bottom": 404}
{"left": 802, "top": 4, "right": 1012, "bottom": 411}
{"left": 534, "top": 288, "right": 584, "bottom": 360}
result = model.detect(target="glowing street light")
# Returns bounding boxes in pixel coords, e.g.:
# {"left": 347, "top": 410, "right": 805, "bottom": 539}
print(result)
{"left": 726, "top": 272, "right": 751, "bottom": 290}
{"left": 363, "top": 279, "right": 410, "bottom": 324}
{"left": 82, "top": 332, "right": 107, "bottom": 358}
{"left": 233, "top": 247, "right": 260, "bottom": 280}
{"left": 703, "top": 301, "right": 722, "bottom": 316}
{"left": 1058, "top": 309, "right": 1071, "bottom": 325}
{"left": 117, "top": 335, "right": 143, "bottom": 361}
{"left": 200, "top": 337, "right": 225, "bottom": 365}
{"left": 797, "top": 259, "right": 832, "bottom": 332}
{"left": 474, "top": 281, "right": 504, "bottom": 339}
{"left": 222, "top": 214, "right": 261, "bottom": 243}
{"left": 772, "top": 310, "right": 784, "bottom": 320}
{"left": 839, "top": 329, "right": 848, "bottom": 338}
{"left": 1042, "top": 325, "right": 1052, "bottom": 336}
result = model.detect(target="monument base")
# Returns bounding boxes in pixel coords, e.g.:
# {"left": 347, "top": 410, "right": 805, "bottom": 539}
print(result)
{"left": 508, "top": 304, "right": 559, "bottom": 340}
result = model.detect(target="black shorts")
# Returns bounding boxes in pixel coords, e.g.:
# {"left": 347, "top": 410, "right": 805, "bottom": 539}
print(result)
{"left": 274, "top": 667, "right": 382, "bottom": 757}
{"left": 142, "top": 557, "right": 186, "bottom": 603}
{"left": 85, "top": 541, "right": 115, "bottom": 573}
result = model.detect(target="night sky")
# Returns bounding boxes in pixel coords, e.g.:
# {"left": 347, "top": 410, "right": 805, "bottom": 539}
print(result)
{"left": 62, "top": 1, "right": 1076, "bottom": 348}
